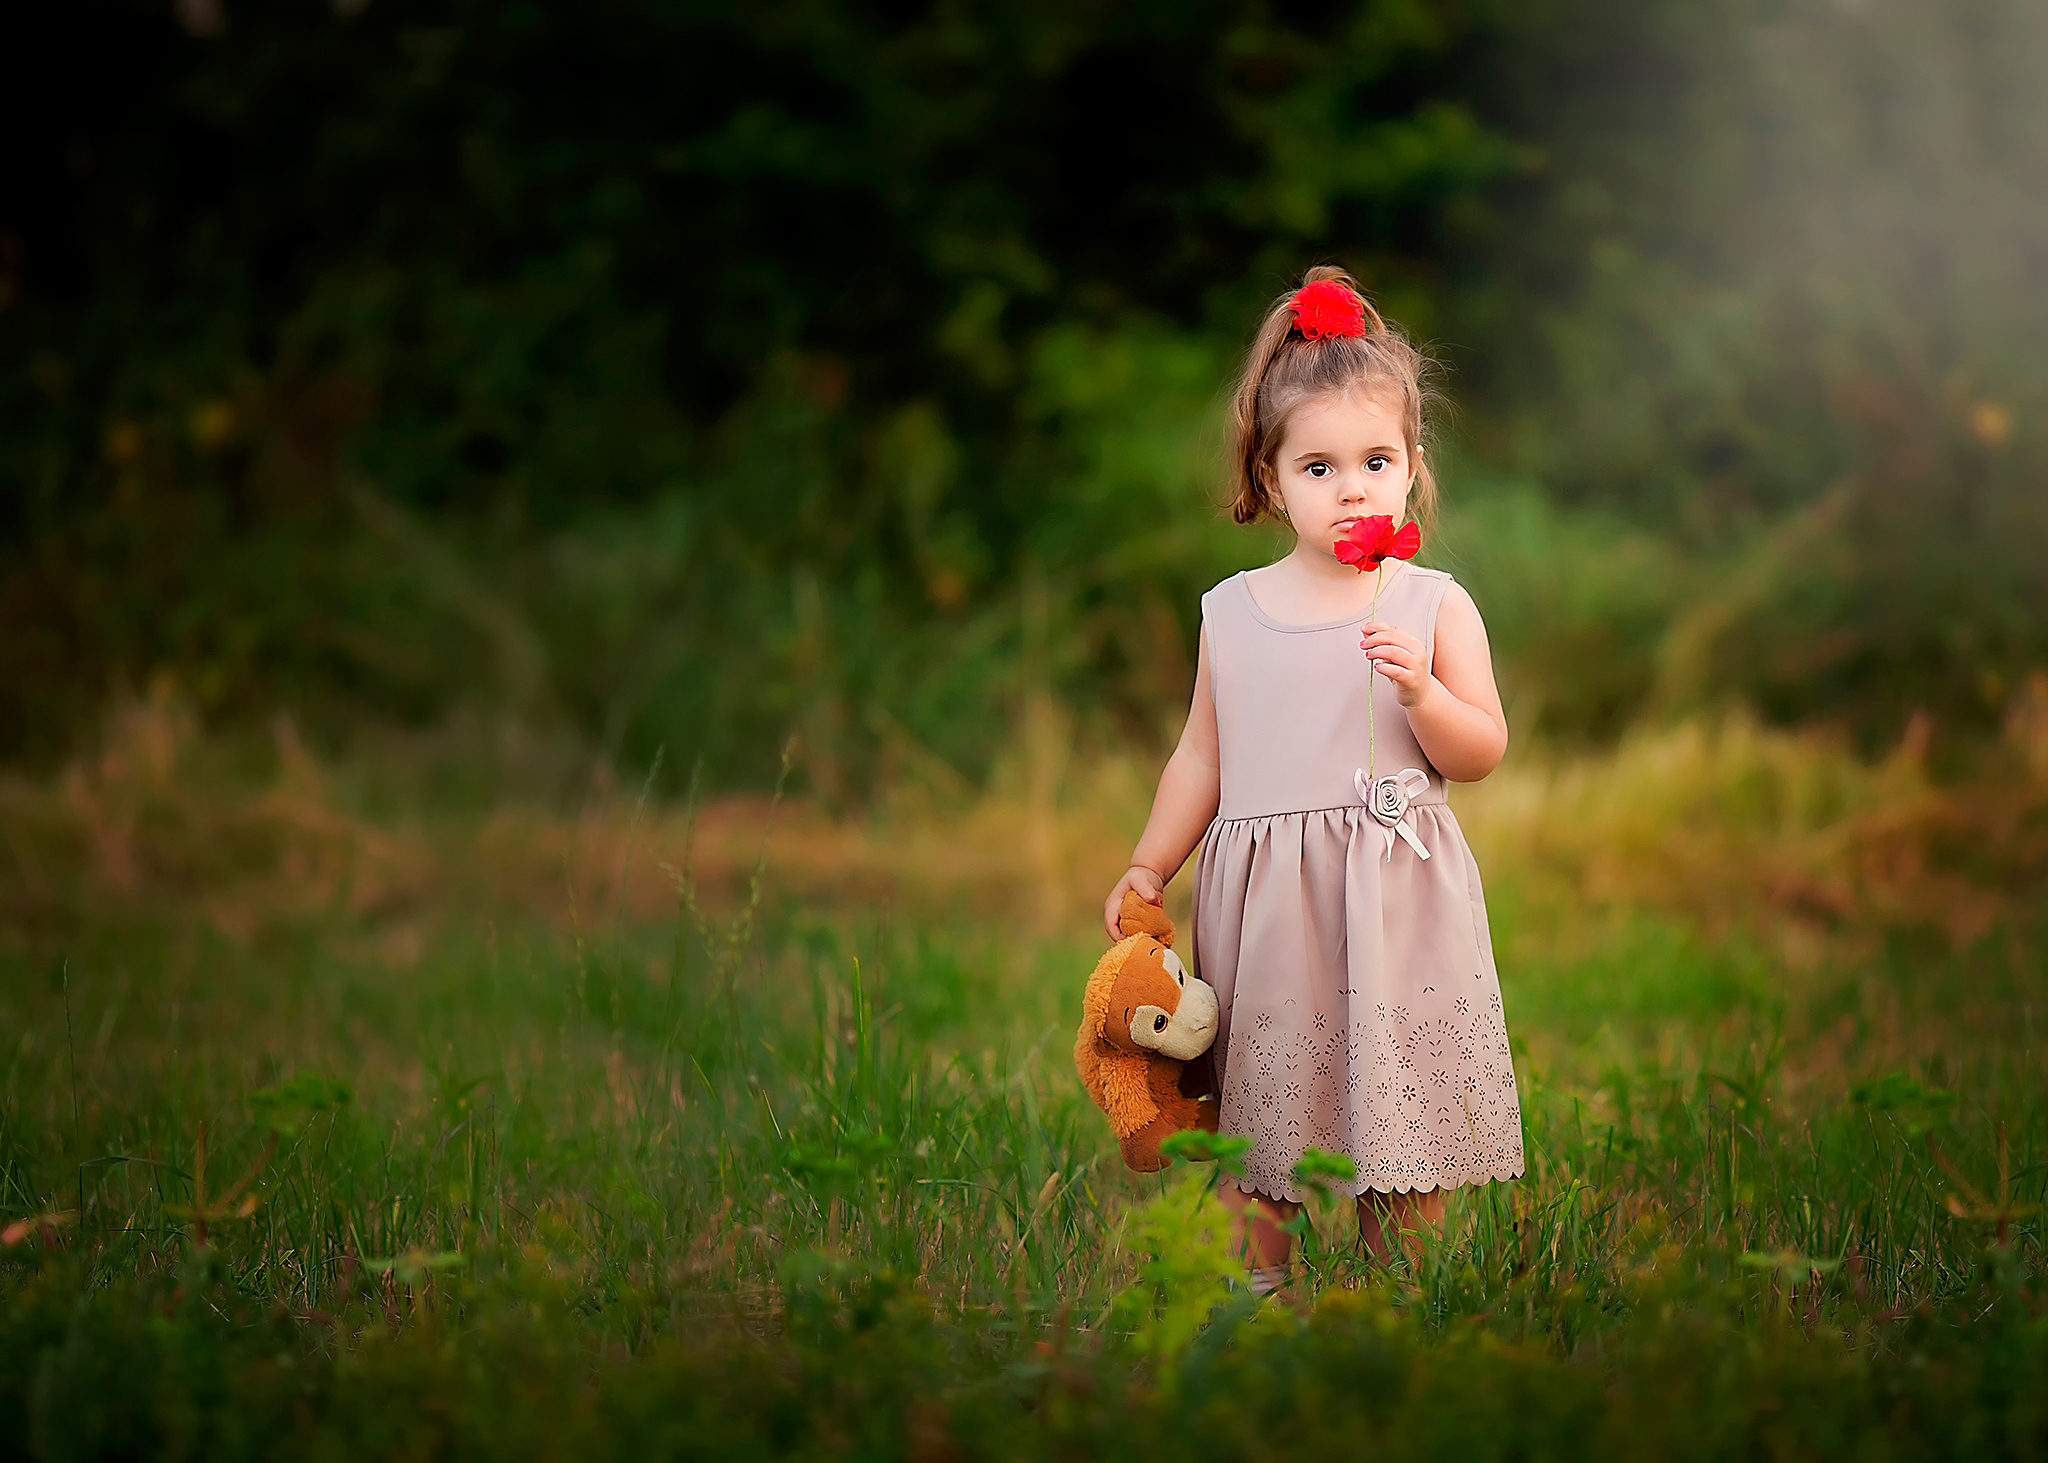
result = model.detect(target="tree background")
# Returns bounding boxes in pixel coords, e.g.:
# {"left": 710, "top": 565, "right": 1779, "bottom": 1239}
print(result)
{"left": 5, "top": 0, "right": 2044, "bottom": 792}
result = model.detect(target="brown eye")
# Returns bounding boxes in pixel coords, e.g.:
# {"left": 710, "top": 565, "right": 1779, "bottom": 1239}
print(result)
{"left": 1153, "top": 1014, "right": 1168, "bottom": 1032}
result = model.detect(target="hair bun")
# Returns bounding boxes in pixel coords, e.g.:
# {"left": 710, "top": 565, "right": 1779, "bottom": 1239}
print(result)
{"left": 1288, "top": 280, "right": 1369, "bottom": 341}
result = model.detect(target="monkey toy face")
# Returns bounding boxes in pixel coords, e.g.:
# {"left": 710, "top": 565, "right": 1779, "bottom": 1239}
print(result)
{"left": 1102, "top": 937, "right": 1218, "bottom": 1061}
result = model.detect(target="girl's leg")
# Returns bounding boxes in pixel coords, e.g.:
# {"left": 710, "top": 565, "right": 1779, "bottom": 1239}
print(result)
{"left": 1357, "top": 1187, "right": 1444, "bottom": 1265}
{"left": 1217, "top": 1184, "right": 1300, "bottom": 1270}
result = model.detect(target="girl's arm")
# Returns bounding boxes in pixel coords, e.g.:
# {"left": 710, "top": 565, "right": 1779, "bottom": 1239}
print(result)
{"left": 1102, "top": 627, "right": 1221, "bottom": 940}
{"left": 1358, "top": 581, "right": 1508, "bottom": 782}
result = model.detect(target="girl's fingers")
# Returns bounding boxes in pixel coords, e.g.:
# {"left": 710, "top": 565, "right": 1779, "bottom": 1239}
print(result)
{"left": 1105, "top": 869, "right": 1163, "bottom": 938}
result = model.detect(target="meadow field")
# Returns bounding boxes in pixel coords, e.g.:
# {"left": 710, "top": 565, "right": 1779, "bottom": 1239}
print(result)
{"left": 8, "top": 2, "right": 2048, "bottom": 1456}
{"left": 3, "top": 689, "right": 2044, "bottom": 1459}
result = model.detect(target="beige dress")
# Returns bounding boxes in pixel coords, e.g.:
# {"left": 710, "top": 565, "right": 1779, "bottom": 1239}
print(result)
{"left": 1191, "top": 567, "right": 1525, "bottom": 1201}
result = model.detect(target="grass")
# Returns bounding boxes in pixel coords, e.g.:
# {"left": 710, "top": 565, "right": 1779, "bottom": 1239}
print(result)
{"left": 2, "top": 695, "right": 2046, "bottom": 1457}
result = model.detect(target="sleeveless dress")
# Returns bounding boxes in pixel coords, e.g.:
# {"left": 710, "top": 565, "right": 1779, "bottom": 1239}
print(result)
{"left": 1190, "top": 566, "right": 1526, "bottom": 1202}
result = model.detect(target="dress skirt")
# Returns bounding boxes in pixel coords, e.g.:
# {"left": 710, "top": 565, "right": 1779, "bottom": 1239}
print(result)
{"left": 1193, "top": 800, "right": 1524, "bottom": 1202}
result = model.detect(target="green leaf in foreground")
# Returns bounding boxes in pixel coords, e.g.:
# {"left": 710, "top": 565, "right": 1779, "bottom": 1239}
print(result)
{"left": 246, "top": 1073, "right": 354, "bottom": 1136}
{"left": 1290, "top": 1147, "right": 1360, "bottom": 1203}
{"left": 1738, "top": 1248, "right": 1842, "bottom": 1284}
{"left": 1851, "top": 1071, "right": 1955, "bottom": 1136}
{"left": 1159, "top": 1130, "right": 1254, "bottom": 1174}
{"left": 362, "top": 1250, "right": 467, "bottom": 1287}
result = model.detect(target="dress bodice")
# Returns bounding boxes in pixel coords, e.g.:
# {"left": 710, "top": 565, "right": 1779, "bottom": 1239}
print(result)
{"left": 1202, "top": 566, "right": 1455, "bottom": 821}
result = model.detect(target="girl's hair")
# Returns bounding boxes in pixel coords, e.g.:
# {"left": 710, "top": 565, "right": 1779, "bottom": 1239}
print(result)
{"left": 1226, "top": 265, "right": 1439, "bottom": 535}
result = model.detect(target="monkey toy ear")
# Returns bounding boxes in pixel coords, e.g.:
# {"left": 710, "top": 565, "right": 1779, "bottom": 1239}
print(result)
{"left": 1117, "top": 889, "right": 1176, "bottom": 948}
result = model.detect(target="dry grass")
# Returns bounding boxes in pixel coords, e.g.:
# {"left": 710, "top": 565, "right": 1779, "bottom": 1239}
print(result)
{"left": 11, "top": 685, "right": 2046, "bottom": 973}
{"left": 0, "top": 684, "right": 1163, "bottom": 950}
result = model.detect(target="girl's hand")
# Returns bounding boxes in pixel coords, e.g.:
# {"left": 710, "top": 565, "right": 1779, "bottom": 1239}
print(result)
{"left": 1359, "top": 622, "right": 1433, "bottom": 709}
{"left": 1103, "top": 865, "right": 1164, "bottom": 942}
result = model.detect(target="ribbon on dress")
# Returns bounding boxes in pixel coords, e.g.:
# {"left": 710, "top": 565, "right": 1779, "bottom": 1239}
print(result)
{"left": 1354, "top": 766, "right": 1433, "bottom": 862}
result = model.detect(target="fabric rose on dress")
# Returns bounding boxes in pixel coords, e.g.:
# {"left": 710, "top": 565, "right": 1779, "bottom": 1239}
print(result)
{"left": 1367, "top": 775, "right": 1410, "bottom": 827}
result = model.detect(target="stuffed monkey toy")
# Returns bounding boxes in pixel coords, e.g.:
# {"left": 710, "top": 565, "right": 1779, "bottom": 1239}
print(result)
{"left": 1074, "top": 891, "right": 1221, "bottom": 1172}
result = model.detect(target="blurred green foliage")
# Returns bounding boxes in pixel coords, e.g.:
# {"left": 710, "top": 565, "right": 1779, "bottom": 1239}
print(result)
{"left": 4, "top": 0, "right": 2046, "bottom": 780}
{"left": 7, "top": 1245, "right": 2046, "bottom": 1459}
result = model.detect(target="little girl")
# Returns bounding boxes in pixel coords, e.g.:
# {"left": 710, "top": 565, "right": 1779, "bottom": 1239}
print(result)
{"left": 1103, "top": 267, "right": 1523, "bottom": 1288}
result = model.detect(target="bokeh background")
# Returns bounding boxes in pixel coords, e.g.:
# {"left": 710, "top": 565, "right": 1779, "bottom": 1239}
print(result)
{"left": 9, "top": 0, "right": 2046, "bottom": 796}
{"left": 3, "top": 7, "right": 2048, "bottom": 1453}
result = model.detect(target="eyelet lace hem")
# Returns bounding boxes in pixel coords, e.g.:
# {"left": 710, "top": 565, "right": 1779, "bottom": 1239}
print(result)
{"left": 1217, "top": 992, "right": 1525, "bottom": 1204}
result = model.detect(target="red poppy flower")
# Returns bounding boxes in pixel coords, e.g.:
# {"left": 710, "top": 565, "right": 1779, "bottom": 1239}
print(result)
{"left": 1334, "top": 514, "right": 1421, "bottom": 571}
{"left": 1289, "top": 280, "right": 1369, "bottom": 341}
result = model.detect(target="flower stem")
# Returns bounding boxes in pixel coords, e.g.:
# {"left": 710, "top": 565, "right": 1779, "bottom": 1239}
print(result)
{"left": 1368, "top": 564, "right": 1382, "bottom": 779}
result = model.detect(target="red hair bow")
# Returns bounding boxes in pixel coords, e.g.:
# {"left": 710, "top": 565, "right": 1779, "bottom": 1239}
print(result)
{"left": 1289, "top": 280, "right": 1369, "bottom": 341}
{"left": 1335, "top": 514, "right": 1421, "bottom": 571}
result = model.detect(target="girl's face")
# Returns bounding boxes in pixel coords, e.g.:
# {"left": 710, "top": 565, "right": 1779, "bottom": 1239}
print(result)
{"left": 1266, "top": 390, "right": 1417, "bottom": 559}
